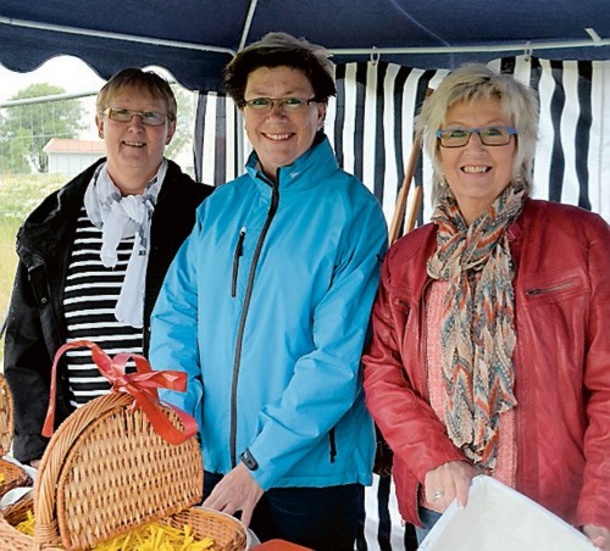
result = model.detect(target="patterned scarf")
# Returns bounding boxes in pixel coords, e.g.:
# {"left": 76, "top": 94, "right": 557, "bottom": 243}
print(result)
{"left": 427, "top": 184, "right": 526, "bottom": 469}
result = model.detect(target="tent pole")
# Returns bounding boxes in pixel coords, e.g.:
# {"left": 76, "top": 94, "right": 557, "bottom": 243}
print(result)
{"left": 239, "top": 0, "right": 260, "bottom": 50}
{"left": 329, "top": 37, "right": 610, "bottom": 57}
{"left": 0, "top": 16, "right": 234, "bottom": 55}
{"left": 2, "top": 16, "right": 606, "bottom": 59}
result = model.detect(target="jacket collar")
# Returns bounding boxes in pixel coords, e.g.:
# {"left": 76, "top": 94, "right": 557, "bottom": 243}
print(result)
{"left": 17, "top": 158, "right": 181, "bottom": 262}
{"left": 17, "top": 159, "right": 104, "bottom": 263}
{"left": 245, "top": 133, "right": 339, "bottom": 193}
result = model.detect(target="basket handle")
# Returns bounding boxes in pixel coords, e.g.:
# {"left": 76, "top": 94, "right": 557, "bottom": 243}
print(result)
{"left": 0, "top": 373, "right": 14, "bottom": 456}
{"left": 42, "top": 340, "right": 198, "bottom": 445}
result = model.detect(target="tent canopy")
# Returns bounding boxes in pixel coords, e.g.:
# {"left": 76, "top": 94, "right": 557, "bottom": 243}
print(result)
{"left": 1, "top": 0, "right": 610, "bottom": 91}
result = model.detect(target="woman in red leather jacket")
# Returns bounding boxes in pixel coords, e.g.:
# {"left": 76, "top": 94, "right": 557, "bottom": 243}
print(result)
{"left": 362, "top": 64, "right": 610, "bottom": 549}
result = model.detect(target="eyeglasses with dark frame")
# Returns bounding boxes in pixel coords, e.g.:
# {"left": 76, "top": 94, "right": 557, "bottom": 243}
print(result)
{"left": 242, "top": 97, "right": 318, "bottom": 112}
{"left": 436, "top": 126, "right": 517, "bottom": 148}
{"left": 103, "top": 107, "right": 169, "bottom": 127}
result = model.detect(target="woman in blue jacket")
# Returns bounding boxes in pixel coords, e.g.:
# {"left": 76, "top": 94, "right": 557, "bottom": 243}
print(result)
{"left": 150, "top": 32, "right": 387, "bottom": 550}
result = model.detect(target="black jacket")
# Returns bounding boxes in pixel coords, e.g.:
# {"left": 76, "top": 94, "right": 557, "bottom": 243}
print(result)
{"left": 3, "top": 158, "right": 213, "bottom": 462}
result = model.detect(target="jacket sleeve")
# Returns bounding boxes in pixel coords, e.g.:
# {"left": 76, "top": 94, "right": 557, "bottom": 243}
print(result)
{"left": 149, "top": 218, "right": 204, "bottom": 431}
{"left": 244, "top": 198, "right": 388, "bottom": 489}
{"left": 3, "top": 260, "right": 53, "bottom": 463}
{"left": 362, "top": 246, "right": 465, "bottom": 486}
{"left": 576, "top": 214, "right": 610, "bottom": 528}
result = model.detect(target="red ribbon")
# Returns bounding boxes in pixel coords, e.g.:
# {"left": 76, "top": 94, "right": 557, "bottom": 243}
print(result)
{"left": 42, "top": 340, "right": 198, "bottom": 446}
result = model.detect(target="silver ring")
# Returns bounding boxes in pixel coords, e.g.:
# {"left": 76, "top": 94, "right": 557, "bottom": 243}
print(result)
{"left": 431, "top": 490, "right": 444, "bottom": 501}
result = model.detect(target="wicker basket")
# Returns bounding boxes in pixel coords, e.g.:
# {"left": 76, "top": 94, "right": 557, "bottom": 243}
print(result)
{"left": 0, "top": 391, "right": 247, "bottom": 550}
{"left": 0, "top": 373, "right": 31, "bottom": 498}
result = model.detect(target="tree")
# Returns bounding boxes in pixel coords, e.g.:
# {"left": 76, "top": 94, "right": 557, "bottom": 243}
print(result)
{"left": 165, "top": 85, "right": 195, "bottom": 161}
{"left": 0, "top": 83, "right": 85, "bottom": 174}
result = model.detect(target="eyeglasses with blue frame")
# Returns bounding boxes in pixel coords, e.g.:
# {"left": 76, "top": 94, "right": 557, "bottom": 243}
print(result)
{"left": 436, "top": 126, "right": 517, "bottom": 148}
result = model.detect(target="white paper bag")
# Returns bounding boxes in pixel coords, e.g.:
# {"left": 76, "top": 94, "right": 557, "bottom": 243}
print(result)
{"left": 419, "top": 475, "right": 596, "bottom": 551}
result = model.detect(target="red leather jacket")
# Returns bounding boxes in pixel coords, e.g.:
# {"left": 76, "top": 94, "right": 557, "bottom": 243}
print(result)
{"left": 363, "top": 198, "right": 610, "bottom": 529}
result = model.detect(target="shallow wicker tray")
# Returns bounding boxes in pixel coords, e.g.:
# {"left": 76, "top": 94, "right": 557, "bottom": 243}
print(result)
{"left": 0, "top": 391, "right": 247, "bottom": 550}
{"left": 0, "top": 373, "right": 31, "bottom": 497}
{"left": 2, "top": 498, "right": 247, "bottom": 551}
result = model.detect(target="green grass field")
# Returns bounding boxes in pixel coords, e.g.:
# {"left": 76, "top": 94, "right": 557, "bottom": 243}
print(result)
{"left": 0, "top": 174, "right": 65, "bottom": 366}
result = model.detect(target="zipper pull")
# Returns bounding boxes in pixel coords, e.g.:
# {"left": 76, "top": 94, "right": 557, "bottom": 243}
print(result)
{"left": 231, "top": 227, "right": 246, "bottom": 297}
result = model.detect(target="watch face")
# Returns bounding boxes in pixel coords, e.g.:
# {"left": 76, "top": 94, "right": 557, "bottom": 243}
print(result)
{"left": 240, "top": 448, "right": 259, "bottom": 470}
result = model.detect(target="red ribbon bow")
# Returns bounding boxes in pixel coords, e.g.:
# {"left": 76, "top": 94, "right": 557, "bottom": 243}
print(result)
{"left": 42, "top": 340, "right": 198, "bottom": 446}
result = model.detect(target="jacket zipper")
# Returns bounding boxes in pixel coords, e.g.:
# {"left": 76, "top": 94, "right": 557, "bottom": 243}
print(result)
{"left": 525, "top": 280, "right": 577, "bottom": 296}
{"left": 420, "top": 278, "right": 433, "bottom": 402}
{"left": 231, "top": 227, "right": 246, "bottom": 297}
{"left": 229, "top": 180, "right": 280, "bottom": 467}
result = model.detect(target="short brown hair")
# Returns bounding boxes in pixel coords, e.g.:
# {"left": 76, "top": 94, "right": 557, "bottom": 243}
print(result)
{"left": 96, "top": 68, "right": 177, "bottom": 121}
{"left": 224, "top": 32, "right": 336, "bottom": 106}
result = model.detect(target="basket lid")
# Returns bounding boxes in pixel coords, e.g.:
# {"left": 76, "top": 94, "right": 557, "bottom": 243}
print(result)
{"left": 33, "top": 392, "right": 204, "bottom": 550}
{"left": 0, "top": 374, "right": 14, "bottom": 457}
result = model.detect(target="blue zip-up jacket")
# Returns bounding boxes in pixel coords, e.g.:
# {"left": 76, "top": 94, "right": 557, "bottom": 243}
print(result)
{"left": 150, "top": 136, "right": 388, "bottom": 490}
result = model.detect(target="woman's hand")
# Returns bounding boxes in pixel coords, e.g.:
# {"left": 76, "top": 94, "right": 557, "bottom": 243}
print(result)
{"left": 584, "top": 524, "right": 610, "bottom": 549}
{"left": 202, "top": 462, "right": 264, "bottom": 527}
{"left": 424, "top": 460, "right": 479, "bottom": 513}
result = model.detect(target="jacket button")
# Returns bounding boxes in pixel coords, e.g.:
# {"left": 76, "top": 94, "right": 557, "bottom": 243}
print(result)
{"left": 41, "top": 297, "right": 48, "bottom": 305}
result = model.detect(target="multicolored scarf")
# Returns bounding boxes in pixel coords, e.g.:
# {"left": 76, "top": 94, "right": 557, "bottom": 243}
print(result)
{"left": 427, "top": 184, "right": 526, "bottom": 469}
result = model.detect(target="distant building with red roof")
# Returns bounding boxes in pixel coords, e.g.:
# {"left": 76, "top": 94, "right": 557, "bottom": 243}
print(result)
{"left": 43, "top": 138, "right": 105, "bottom": 176}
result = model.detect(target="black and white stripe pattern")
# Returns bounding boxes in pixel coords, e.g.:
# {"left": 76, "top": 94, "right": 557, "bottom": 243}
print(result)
{"left": 63, "top": 209, "right": 142, "bottom": 408}
{"left": 195, "top": 55, "right": 609, "bottom": 225}
{"left": 192, "top": 55, "right": 609, "bottom": 550}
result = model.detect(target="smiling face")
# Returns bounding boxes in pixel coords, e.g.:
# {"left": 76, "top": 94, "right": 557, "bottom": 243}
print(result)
{"left": 242, "top": 66, "right": 326, "bottom": 181}
{"left": 96, "top": 85, "right": 175, "bottom": 195}
{"left": 439, "top": 97, "right": 516, "bottom": 224}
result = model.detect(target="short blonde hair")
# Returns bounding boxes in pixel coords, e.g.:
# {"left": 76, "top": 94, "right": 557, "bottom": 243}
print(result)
{"left": 415, "top": 64, "right": 539, "bottom": 203}
{"left": 96, "top": 68, "right": 177, "bottom": 122}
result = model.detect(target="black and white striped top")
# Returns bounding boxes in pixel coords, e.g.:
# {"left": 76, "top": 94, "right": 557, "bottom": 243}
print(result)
{"left": 63, "top": 208, "right": 143, "bottom": 408}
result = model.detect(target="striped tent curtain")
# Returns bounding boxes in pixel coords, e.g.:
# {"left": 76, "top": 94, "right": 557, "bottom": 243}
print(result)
{"left": 195, "top": 55, "right": 610, "bottom": 228}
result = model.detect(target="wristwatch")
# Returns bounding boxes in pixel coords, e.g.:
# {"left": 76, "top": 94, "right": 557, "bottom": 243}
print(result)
{"left": 239, "top": 448, "right": 259, "bottom": 471}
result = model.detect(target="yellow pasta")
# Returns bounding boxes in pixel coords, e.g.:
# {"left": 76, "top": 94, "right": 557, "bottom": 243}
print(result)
{"left": 15, "top": 509, "right": 35, "bottom": 536}
{"left": 0, "top": 472, "right": 5, "bottom": 484}
{"left": 14, "top": 511, "right": 215, "bottom": 550}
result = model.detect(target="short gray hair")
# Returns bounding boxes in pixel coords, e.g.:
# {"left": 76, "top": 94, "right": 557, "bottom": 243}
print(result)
{"left": 415, "top": 64, "right": 539, "bottom": 203}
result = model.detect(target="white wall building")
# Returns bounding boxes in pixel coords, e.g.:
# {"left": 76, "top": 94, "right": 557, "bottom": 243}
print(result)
{"left": 44, "top": 138, "right": 105, "bottom": 176}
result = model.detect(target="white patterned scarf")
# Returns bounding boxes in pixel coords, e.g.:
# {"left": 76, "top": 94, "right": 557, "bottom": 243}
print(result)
{"left": 83, "top": 160, "right": 167, "bottom": 327}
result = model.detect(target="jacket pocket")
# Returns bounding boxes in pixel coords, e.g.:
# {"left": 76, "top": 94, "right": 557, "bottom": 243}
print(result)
{"left": 329, "top": 428, "right": 337, "bottom": 463}
{"left": 28, "top": 264, "right": 51, "bottom": 308}
{"left": 231, "top": 227, "right": 246, "bottom": 297}
{"left": 523, "top": 269, "right": 587, "bottom": 304}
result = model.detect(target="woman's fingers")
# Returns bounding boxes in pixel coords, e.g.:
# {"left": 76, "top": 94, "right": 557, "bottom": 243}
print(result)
{"left": 424, "top": 460, "right": 478, "bottom": 512}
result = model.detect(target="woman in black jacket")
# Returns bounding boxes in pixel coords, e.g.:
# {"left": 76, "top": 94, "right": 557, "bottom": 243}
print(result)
{"left": 3, "top": 68, "right": 213, "bottom": 465}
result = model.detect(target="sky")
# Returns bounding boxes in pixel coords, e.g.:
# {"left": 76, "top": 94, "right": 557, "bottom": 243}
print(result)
{"left": 0, "top": 56, "right": 182, "bottom": 142}
{"left": 0, "top": 56, "right": 107, "bottom": 140}
{"left": 0, "top": 56, "right": 106, "bottom": 104}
